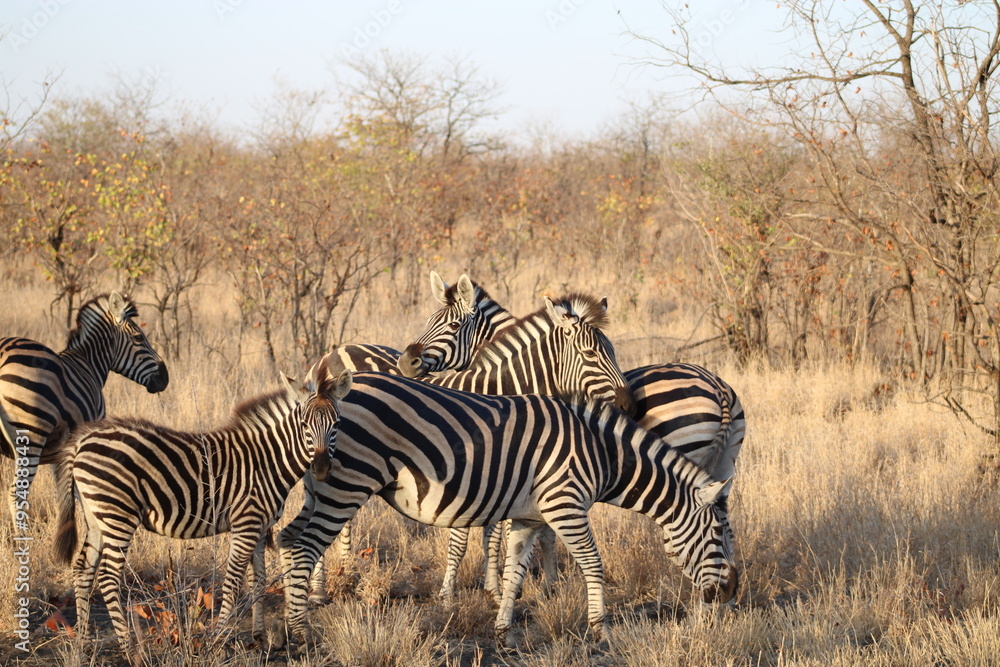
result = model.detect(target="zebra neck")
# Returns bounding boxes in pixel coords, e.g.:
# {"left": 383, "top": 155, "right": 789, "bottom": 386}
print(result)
{"left": 59, "top": 344, "right": 112, "bottom": 390}
{"left": 435, "top": 315, "right": 558, "bottom": 394}
{"left": 222, "top": 401, "right": 315, "bottom": 484}
{"left": 597, "top": 416, "right": 699, "bottom": 520}
{"left": 483, "top": 306, "right": 517, "bottom": 340}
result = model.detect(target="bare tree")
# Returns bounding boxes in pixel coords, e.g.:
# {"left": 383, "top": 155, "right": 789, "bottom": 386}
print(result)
{"left": 631, "top": 1, "right": 1000, "bottom": 434}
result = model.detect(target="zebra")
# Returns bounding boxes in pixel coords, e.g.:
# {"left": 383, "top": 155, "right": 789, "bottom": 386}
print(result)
{"left": 397, "top": 272, "right": 516, "bottom": 378}
{"left": 397, "top": 273, "right": 746, "bottom": 592}
{"left": 277, "top": 372, "right": 737, "bottom": 645}
{"left": 0, "top": 292, "right": 169, "bottom": 530}
{"left": 53, "top": 353, "right": 352, "bottom": 656}
{"left": 305, "top": 293, "right": 635, "bottom": 603}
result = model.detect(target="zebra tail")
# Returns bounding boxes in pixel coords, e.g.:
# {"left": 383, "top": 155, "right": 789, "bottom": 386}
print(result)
{"left": 53, "top": 448, "right": 78, "bottom": 565}
{"left": 701, "top": 386, "right": 735, "bottom": 480}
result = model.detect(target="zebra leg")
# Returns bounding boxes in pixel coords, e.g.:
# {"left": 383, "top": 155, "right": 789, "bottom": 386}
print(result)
{"left": 217, "top": 528, "right": 260, "bottom": 631}
{"left": 282, "top": 517, "right": 353, "bottom": 644}
{"left": 538, "top": 525, "right": 558, "bottom": 597}
{"left": 70, "top": 529, "right": 104, "bottom": 639}
{"left": 93, "top": 524, "right": 140, "bottom": 655}
{"left": 484, "top": 522, "right": 505, "bottom": 603}
{"left": 494, "top": 520, "right": 542, "bottom": 646}
{"left": 337, "top": 520, "right": 352, "bottom": 559}
{"left": 246, "top": 537, "right": 267, "bottom": 642}
{"left": 438, "top": 527, "right": 471, "bottom": 601}
{"left": 545, "top": 512, "right": 606, "bottom": 641}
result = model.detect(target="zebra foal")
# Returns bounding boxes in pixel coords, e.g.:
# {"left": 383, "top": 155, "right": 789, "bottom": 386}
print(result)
{"left": 278, "top": 372, "right": 737, "bottom": 645}
{"left": 0, "top": 292, "right": 169, "bottom": 529}
{"left": 54, "top": 353, "right": 351, "bottom": 656}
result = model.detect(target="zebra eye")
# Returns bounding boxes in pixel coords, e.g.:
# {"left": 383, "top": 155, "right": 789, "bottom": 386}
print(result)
{"left": 447, "top": 321, "right": 461, "bottom": 331}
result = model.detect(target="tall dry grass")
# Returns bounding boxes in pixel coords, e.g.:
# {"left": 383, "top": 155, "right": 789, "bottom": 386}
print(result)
{"left": 1, "top": 262, "right": 998, "bottom": 666}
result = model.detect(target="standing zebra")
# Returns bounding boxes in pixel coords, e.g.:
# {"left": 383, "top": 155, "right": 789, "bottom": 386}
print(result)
{"left": 0, "top": 292, "right": 169, "bottom": 529}
{"left": 278, "top": 372, "right": 737, "bottom": 645}
{"left": 397, "top": 273, "right": 746, "bottom": 588}
{"left": 54, "top": 354, "right": 352, "bottom": 656}
{"left": 303, "top": 293, "right": 635, "bottom": 602}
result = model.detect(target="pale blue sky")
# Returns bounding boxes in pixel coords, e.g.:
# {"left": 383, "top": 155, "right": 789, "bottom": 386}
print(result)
{"left": 1, "top": 1, "right": 784, "bottom": 139}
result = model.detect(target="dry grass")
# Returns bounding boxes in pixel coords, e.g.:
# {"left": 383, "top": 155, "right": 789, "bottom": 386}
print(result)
{"left": 2, "top": 265, "right": 999, "bottom": 666}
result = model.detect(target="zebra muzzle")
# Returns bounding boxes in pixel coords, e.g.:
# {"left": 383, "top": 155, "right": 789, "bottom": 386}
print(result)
{"left": 398, "top": 344, "right": 428, "bottom": 378}
{"left": 146, "top": 361, "right": 169, "bottom": 394}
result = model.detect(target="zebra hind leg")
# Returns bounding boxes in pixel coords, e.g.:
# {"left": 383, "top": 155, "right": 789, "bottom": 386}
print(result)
{"left": 438, "top": 526, "right": 471, "bottom": 601}
{"left": 247, "top": 538, "right": 267, "bottom": 642}
{"left": 537, "top": 525, "right": 558, "bottom": 597}
{"left": 7, "top": 440, "right": 42, "bottom": 533}
{"left": 484, "top": 522, "right": 505, "bottom": 604}
{"left": 494, "top": 520, "right": 542, "bottom": 647}
{"left": 70, "top": 528, "right": 104, "bottom": 640}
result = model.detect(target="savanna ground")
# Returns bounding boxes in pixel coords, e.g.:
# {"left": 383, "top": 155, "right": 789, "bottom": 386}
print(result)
{"left": 0, "top": 261, "right": 998, "bottom": 667}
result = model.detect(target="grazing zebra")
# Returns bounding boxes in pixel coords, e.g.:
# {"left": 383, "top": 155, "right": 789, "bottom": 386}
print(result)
{"left": 53, "top": 353, "right": 351, "bottom": 656}
{"left": 305, "top": 294, "right": 635, "bottom": 603}
{"left": 397, "top": 272, "right": 516, "bottom": 378}
{"left": 0, "top": 292, "right": 169, "bottom": 530}
{"left": 398, "top": 273, "right": 746, "bottom": 591}
{"left": 278, "top": 372, "right": 737, "bottom": 645}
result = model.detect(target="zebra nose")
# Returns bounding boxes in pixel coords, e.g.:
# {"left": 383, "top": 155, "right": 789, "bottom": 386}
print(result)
{"left": 614, "top": 386, "right": 636, "bottom": 418}
{"left": 397, "top": 344, "right": 427, "bottom": 378}
{"left": 146, "top": 361, "right": 169, "bottom": 394}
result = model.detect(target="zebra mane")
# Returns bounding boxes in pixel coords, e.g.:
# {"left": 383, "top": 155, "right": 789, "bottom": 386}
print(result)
{"left": 228, "top": 389, "right": 295, "bottom": 429}
{"left": 67, "top": 293, "right": 138, "bottom": 347}
{"left": 469, "top": 292, "right": 610, "bottom": 368}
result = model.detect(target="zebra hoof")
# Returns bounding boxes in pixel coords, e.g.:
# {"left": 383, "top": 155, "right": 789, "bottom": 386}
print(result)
{"left": 269, "top": 620, "right": 287, "bottom": 650}
{"left": 308, "top": 591, "right": 330, "bottom": 606}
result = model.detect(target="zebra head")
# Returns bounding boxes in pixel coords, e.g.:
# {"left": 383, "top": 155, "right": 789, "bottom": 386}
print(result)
{"left": 398, "top": 272, "right": 502, "bottom": 378}
{"left": 543, "top": 295, "right": 636, "bottom": 416}
{"left": 662, "top": 474, "right": 739, "bottom": 607}
{"left": 79, "top": 292, "right": 169, "bottom": 394}
{"left": 283, "top": 353, "right": 352, "bottom": 482}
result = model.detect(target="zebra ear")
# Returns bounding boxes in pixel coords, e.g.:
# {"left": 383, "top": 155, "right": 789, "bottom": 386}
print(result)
{"left": 694, "top": 478, "right": 729, "bottom": 508}
{"left": 281, "top": 373, "right": 311, "bottom": 404}
{"left": 109, "top": 292, "right": 128, "bottom": 324}
{"left": 600, "top": 297, "right": 608, "bottom": 314}
{"left": 544, "top": 296, "right": 578, "bottom": 330}
{"left": 456, "top": 274, "right": 475, "bottom": 310}
{"left": 430, "top": 271, "right": 449, "bottom": 304}
{"left": 330, "top": 369, "right": 353, "bottom": 399}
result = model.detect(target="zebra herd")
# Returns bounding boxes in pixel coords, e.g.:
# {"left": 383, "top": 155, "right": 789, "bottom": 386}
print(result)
{"left": 0, "top": 275, "right": 745, "bottom": 657}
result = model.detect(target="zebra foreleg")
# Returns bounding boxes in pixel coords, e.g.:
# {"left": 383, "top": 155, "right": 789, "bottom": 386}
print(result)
{"left": 217, "top": 527, "right": 260, "bottom": 636}
{"left": 438, "top": 527, "right": 471, "bottom": 601}
{"left": 545, "top": 512, "right": 606, "bottom": 642}
{"left": 494, "top": 520, "right": 542, "bottom": 647}
{"left": 246, "top": 537, "right": 267, "bottom": 642}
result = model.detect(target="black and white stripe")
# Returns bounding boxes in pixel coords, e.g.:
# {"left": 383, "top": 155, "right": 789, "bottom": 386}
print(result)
{"left": 277, "top": 372, "right": 737, "bottom": 644}
{"left": 0, "top": 292, "right": 169, "bottom": 530}
{"left": 397, "top": 272, "right": 516, "bottom": 378}
{"left": 53, "top": 354, "right": 351, "bottom": 655}
{"left": 397, "top": 274, "right": 746, "bottom": 590}
{"left": 307, "top": 293, "right": 635, "bottom": 602}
